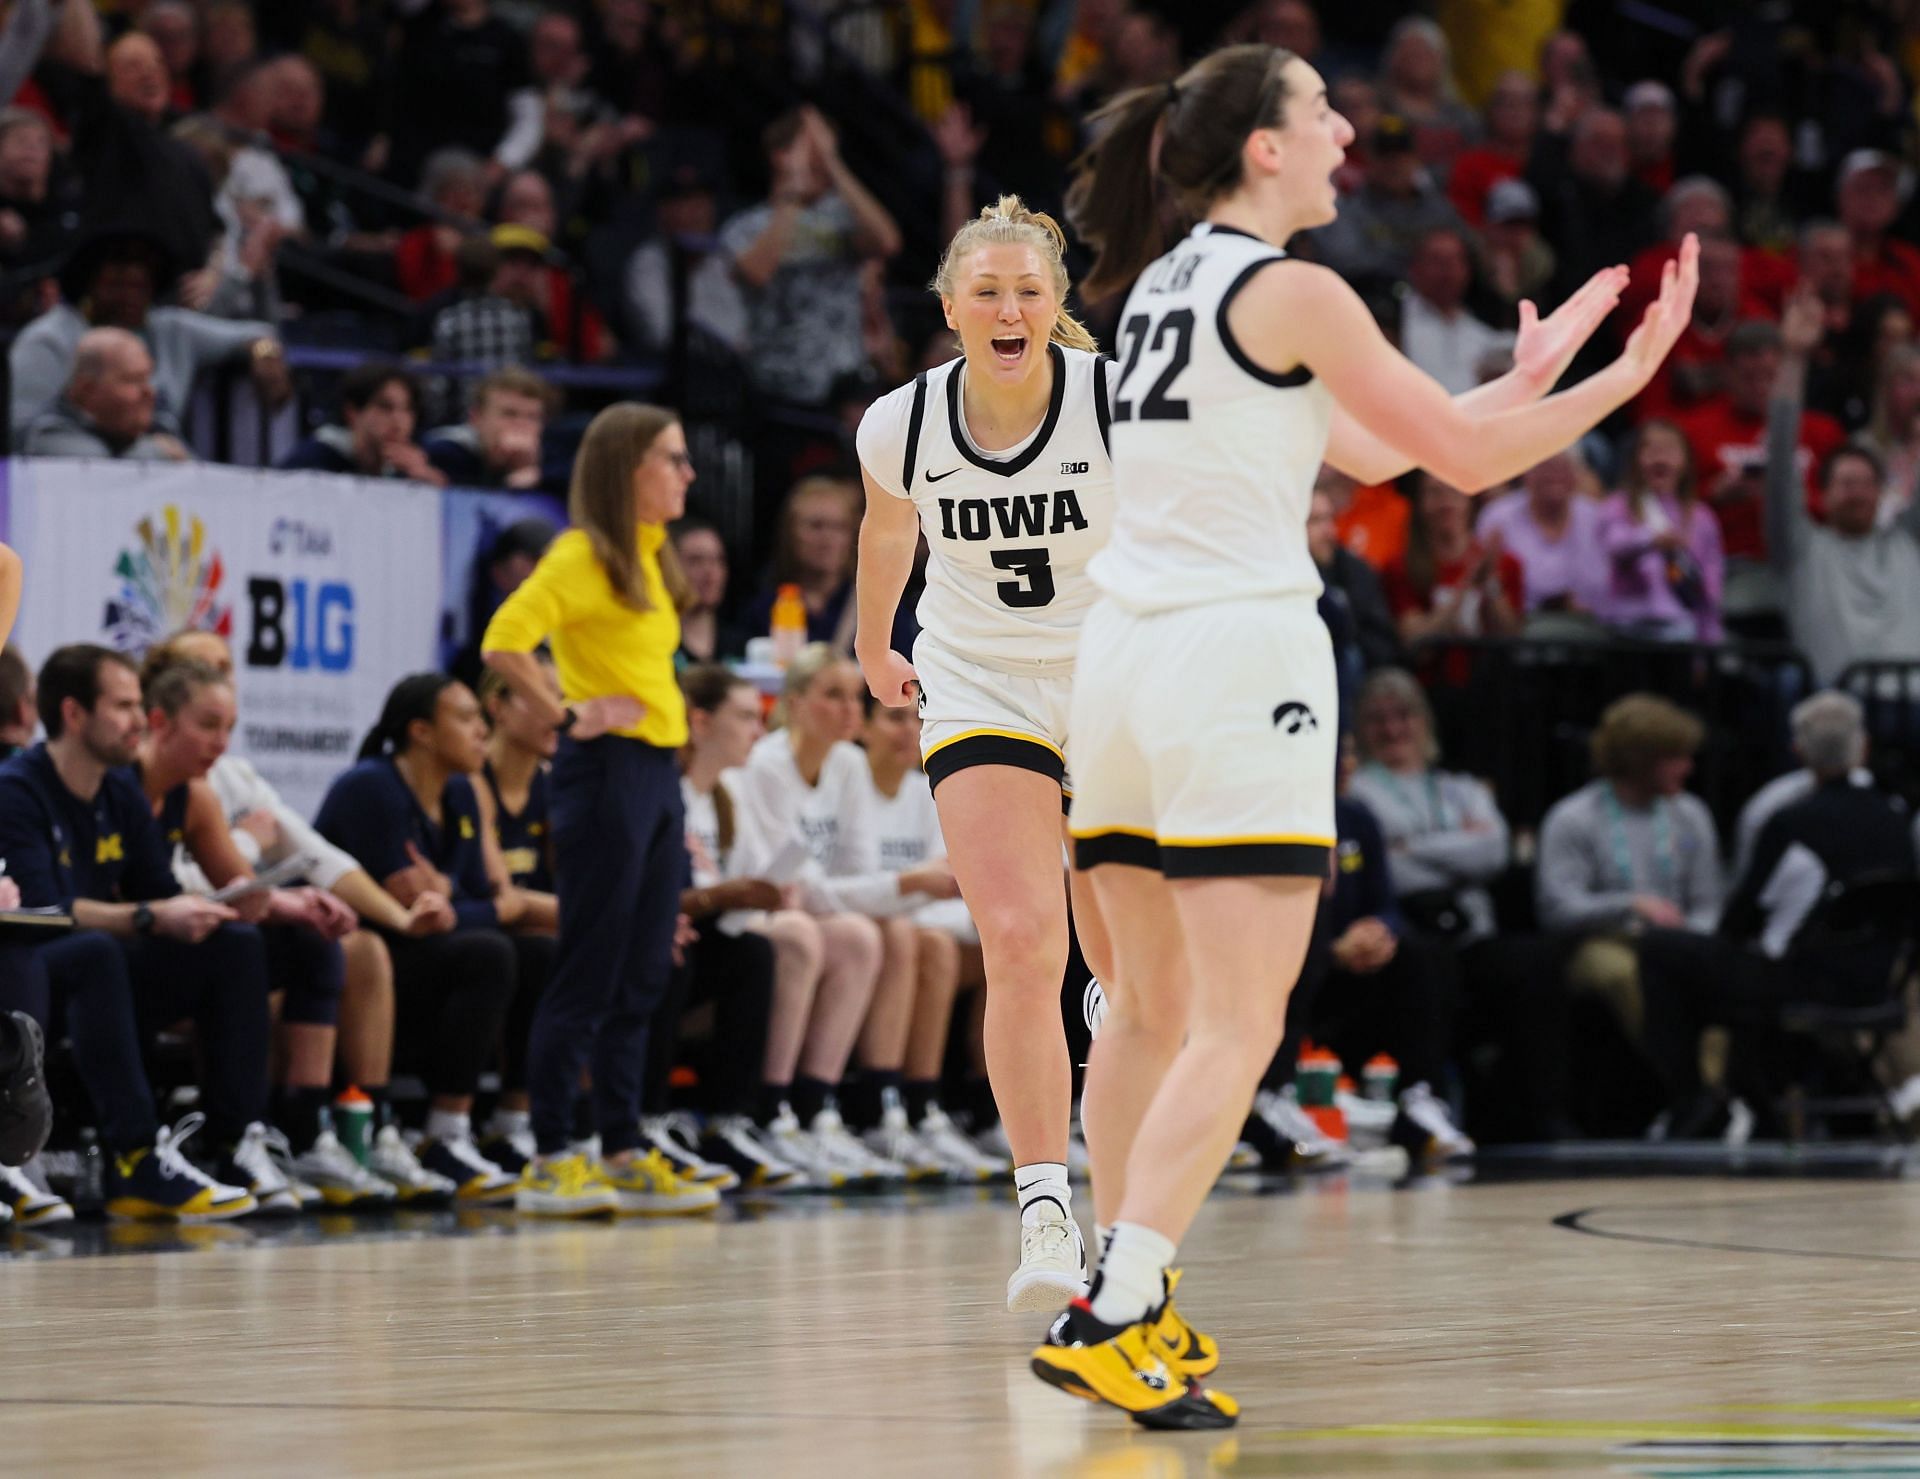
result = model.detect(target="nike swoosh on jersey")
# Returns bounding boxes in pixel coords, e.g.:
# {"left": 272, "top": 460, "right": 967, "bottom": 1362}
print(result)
{"left": 925, "top": 467, "right": 962, "bottom": 482}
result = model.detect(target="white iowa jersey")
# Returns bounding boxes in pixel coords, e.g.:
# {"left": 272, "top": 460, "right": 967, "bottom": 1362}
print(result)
{"left": 1091, "top": 222, "right": 1333, "bottom": 613}
{"left": 857, "top": 342, "right": 1113, "bottom": 666}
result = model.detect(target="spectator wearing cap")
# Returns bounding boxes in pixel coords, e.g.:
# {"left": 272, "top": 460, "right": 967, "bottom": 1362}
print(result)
{"left": 279, "top": 360, "right": 443, "bottom": 483}
{"left": 1446, "top": 70, "right": 1537, "bottom": 226}
{"left": 1476, "top": 178, "right": 1555, "bottom": 320}
{"left": 1837, "top": 150, "right": 1920, "bottom": 320}
{"left": 1399, "top": 226, "right": 1512, "bottom": 395}
{"left": 8, "top": 230, "right": 285, "bottom": 438}
{"left": 1530, "top": 108, "right": 1659, "bottom": 304}
{"left": 395, "top": 149, "right": 487, "bottom": 303}
{"left": 623, "top": 159, "right": 748, "bottom": 360}
{"left": 21, "top": 325, "right": 188, "bottom": 460}
{"left": 1311, "top": 113, "right": 1466, "bottom": 288}
{"left": 424, "top": 366, "right": 550, "bottom": 491}
{"left": 494, "top": 173, "right": 609, "bottom": 362}
{"left": 1675, "top": 318, "right": 1846, "bottom": 563}
{"left": 429, "top": 233, "right": 536, "bottom": 374}
{"left": 1621, "top": 81, "right": 1677, "bottom": 197}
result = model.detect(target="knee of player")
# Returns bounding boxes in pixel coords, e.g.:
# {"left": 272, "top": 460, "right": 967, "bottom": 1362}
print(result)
{"left": 207, "top": 921, "right": 271, "bottom": 988}
{"left": 972, "top": 905, "right": 1064, "bottom": 981}
{"left": 767, "top": 910, "right": 825, "bottom": 975}
{"left": 827, "top": 911, "right": 885, "bottom": 971}
{"left": 341, "top": 929, "right": 395, "bottom": 993}
{"left": 915, "top": 927, "right": 961, "bottom": 981}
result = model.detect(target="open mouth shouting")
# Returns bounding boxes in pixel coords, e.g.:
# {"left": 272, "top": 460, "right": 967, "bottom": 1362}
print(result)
{"left": 990, "top": 334, "right": 1029, "bottom": 367}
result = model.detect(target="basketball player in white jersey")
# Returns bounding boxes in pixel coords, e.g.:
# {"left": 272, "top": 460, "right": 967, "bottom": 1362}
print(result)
{"left": 854, "top": 197, "right": 1116, "bottom": 1312}
{"left": 1029, "top": 44, "right": 1698, "bottom": 1427}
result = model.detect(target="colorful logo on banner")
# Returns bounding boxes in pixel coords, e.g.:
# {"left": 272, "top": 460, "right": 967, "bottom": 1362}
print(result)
{"left": 104, "top": 505, "right": 232, "bottom": 651}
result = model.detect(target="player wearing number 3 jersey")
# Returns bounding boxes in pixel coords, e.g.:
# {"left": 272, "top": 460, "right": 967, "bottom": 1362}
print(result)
{"left": 1030, "top": 43, "right": 1700, "bottom": 1429}
{"left": 855, "top": 197, "right": 1116, "bottom": 1315}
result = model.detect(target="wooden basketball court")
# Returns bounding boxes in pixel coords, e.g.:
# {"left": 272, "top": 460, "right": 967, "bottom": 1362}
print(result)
{"left": 3, "top": 1171, "right": 1918, "bottom": 1476}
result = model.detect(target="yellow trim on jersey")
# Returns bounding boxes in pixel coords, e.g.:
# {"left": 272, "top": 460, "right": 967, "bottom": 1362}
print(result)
{"left": 1070, "top": 824, "right": 1156, "bottom": 841}
{"left": 1159, "top": 833, "right": 1337, "bottom": 848}
{"left": 922, "top": 727, "right": 1065, "bottom": 763}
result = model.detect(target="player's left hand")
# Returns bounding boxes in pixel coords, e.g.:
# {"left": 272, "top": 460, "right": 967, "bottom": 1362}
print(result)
{"left": 1513, "top": 264, "right": 1630, "bottom": 395}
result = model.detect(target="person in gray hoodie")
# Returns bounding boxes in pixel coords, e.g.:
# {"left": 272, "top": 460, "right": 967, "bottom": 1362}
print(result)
{"left": 1769, "top": 286, "right": 1920, "bottom": 686}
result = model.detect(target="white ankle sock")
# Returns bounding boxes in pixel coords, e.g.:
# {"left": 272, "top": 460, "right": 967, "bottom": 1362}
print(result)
{"left": 1089, "top": 1222, "right": 1175, "bottom": 1327}
{"left": 486, "top": 1108, "right": 531, "bottom": 1137}
{"left": 1015, "top": 1161, "right": 1072, "bottom": 1227}
{"left": 1095, "top": 1223, "right": 1113, "bottom": 1259}
{"left": 425, "top": 1109, "right": 471, "bottom": 1144}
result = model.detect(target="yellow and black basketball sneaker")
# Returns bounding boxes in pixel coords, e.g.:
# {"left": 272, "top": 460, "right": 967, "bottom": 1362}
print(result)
{"left": 1031, "top": 1300, "right": 1238, "bottom": 1430}
{"left": 1151, "top": 1268, "right": 1219, "bottom": 1380}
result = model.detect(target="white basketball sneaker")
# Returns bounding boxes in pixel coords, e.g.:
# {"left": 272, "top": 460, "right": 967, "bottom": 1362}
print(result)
{"left": 1006, "top": 1205, "right": 1088, "bottom": 1314}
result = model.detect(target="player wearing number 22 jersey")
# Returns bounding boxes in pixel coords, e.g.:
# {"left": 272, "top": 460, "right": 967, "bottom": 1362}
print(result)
{"left": 855, "top": 342, "right": 1113, "bottom": 791}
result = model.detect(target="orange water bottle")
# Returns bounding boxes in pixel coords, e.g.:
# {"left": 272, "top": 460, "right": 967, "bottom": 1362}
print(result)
{"left": 771, "top": 583, "right": 807, "bottom": 668}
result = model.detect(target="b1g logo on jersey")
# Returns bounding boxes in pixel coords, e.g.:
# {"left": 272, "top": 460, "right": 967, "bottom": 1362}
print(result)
{"left": 1061, "top": 461, "right": 1089, "bottom": 475}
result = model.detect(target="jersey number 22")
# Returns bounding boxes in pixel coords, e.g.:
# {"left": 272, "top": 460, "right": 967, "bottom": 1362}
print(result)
{"left": 1112, "top": 309, "right": 1194, "bottom": 423}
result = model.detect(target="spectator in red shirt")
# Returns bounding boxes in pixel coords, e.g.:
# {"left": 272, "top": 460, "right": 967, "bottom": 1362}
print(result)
{"left": 395, "top": 149, "right": 487, "bottom": 302}
{"left": 1838, "top": 151, "right": 1920, "bottom": 320}
{"left": 1622, "top": 81, "right": 1677, "bottom": 197}
{"left": 1382, "top": 473, "right": 1525, "bottom": 643}
{"left": 1620, "top": 178, "right": 1734, "bottom": 333}
{"left": 1448, "top": 70, "right": 1535, "bottom": 227}
{"left": 1676, "top": 319, "right": 1845, "bottom": 561}
{"left": 1636, "top": 233, "right": 1743, "bottom": 420}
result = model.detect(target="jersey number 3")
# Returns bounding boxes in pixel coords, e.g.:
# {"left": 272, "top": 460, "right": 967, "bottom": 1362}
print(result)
{"left": 992, "top": 548, "right": 1055, "bottom": 608}
{"left": 1112, "top": 309, "right": 1194, "bottom": 423}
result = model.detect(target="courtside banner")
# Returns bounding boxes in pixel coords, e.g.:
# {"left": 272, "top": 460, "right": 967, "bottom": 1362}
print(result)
{"left": 7, "top": 459, "right": 443, "bottom": 815}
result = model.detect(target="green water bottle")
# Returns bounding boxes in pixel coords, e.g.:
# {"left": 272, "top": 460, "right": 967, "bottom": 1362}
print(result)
{"left": 333, "top": 1086, "right": 374, "bottom": 1166}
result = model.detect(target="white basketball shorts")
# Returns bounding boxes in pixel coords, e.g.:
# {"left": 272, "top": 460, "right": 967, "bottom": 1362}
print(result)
{"left": 1068, "top": 594, "right": 1337, "bottom": 879}
{"left": 914, "top": 633, "right": 1075, "bottom": 797}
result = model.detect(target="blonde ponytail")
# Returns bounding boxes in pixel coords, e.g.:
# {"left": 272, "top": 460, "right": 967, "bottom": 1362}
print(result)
{"left": 931, "top": 194, "right": 1099, "bottom": 354}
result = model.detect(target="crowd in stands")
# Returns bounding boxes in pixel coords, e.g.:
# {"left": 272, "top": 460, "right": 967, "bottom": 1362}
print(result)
{"left": 1, "top": 0, "right": 1919, "bottom": 1223}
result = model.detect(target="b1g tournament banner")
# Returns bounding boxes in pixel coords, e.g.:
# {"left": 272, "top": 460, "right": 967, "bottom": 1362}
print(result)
{"left": 7, "top": 459, "right": 443, "bottom": 816}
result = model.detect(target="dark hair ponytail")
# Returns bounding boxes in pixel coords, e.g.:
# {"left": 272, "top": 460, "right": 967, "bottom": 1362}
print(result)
{"left": 1068, "top": 44, "right": 1296, "bottom": 301}
{"left": 359, "top": 672, "right": 457, "bottom": 760}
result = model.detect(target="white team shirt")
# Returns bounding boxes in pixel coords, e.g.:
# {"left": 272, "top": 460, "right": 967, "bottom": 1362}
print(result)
{"left": 856, "top": 342, "right": 1114, "bottom": 666}
{"left": 729, "top": 731, "right": 931, "bottom": 917}
{"left": 1091, "top": 223, "right": 1332, "bottom": 613}
{"left": 860, "top": 767, "right": 946, "bottom": 875}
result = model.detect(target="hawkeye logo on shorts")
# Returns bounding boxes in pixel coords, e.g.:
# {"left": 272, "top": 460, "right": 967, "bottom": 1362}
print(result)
{"left": 1272, "top": 701, "right": 1319, "bottom": 735}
